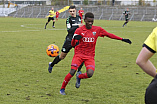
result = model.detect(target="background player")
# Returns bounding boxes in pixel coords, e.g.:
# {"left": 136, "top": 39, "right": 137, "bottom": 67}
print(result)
{"left": 56, "top": 10, "right": 59, "bottom": 21}
{"left": 122, "top": 8, "right": 130, "bottom": 27}
{"left": 48, "top": 5, "right": 84, "bottom": 73}
{"left": 78, "top": 7, "right": 84, "bottom": 23}
{"left": 136, "top": 27, "right": 157, "bottom": 104}
{"left": 59, "top": 12, "right": 132, "bottom": 95}
{"left": 45, "top": 7, "right": 55, "bottom": 29}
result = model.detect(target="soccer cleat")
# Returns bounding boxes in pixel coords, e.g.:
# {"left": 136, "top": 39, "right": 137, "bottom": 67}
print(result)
{"left": 48, "top": 62, "right": 53, "bottom": 73}
{"left": 75, "top": 71, "right": 82, "bottom": 88}
{"left": 60, "top": 89, "right": 66, "bottom": 95}
{"left": 52, "top": 26, "right": 55, "bottom": 28}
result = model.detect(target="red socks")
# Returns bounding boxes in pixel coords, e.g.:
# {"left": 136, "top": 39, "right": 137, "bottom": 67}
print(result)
{"left": 60, "top": 73, "right": 89, "bottom": 90}
{"left": 78, "top": 73, "right": 89, "bottom": 79}
{"left": 61, "top": 73, "right": 73, "bottom": 89}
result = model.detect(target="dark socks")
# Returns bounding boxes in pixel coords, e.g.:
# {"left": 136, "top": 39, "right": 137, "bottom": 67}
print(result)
{"left": 50, "top": 55, "right": 61, "bottom": 67}
{"left": 78, "top": 62, "right": 84, "bottom": 72}
{"left": 123, "top": 22, "right": 128, "bottom": 27}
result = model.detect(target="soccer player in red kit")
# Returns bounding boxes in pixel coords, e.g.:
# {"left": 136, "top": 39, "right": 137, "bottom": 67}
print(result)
{"left": 78, "top": 8, "right": 84, "bottom": 23}
{"left": 59, "top": 12, "right": 132, "bottom": 95}
{"left": 56, "top": 10, "right": 59, "bottom": 21}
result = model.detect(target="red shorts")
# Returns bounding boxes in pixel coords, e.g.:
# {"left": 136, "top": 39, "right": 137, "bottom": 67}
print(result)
{"left": 71, "top": 55, "right": 95, "bottom": 71}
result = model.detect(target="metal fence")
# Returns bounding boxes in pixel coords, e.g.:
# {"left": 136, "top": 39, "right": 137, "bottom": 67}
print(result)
{"left": 1, "top": 0, "right": 157, "bottom": 6}
{"left": 6, "top": 6, "right": 157, "bottom": 21}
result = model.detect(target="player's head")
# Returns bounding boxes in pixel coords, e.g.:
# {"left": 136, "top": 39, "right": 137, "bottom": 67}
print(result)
{"left": 51, "top": 7, "right": 54, "bottom": 10}
{"left": 69, "top": 5, "right": 76, "bottom": 17}
{"left": 84, "top": 12, "right": 94, "bottom": 29}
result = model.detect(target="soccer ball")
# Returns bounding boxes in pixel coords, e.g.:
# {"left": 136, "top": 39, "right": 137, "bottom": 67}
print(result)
{"left": 46, "top": 44, "right": 59, "bottom": 57}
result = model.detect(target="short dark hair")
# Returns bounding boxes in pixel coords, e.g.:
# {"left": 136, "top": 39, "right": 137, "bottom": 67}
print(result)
{"left": 85, "top": 12, "right": 94, "bottom": 19}
{"left": 69, "top": 5, "right": 76, "bottom": 9}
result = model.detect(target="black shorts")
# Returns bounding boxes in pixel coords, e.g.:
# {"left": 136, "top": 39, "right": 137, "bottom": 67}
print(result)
{"left": 145, "top": 77, "right": 157, "bottom": 104}
{"left": 125, "top": 18, "right": 129, "bottom": 22}
{"left": 48, "top": 17, "right": 54, "bottom": 22}
{"left": 61, "top": 38, "right": 72, "bottom": 53}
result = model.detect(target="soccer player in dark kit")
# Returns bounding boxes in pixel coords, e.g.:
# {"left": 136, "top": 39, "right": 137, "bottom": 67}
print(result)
{"left": 59, "top": 12, "right": 132, "bottom": 95}
{"left": 48, "top": 5, "right": 84, "bottom": 73}
{"left": 123, "top": 8, "right": 130, "bottom": 27}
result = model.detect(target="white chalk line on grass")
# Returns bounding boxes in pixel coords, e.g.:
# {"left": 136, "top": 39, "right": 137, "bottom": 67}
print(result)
{"left": 0, "top": 24, "right": 152, "bottom": 33}
{"left": 0, "top": 24, "right": 66, "bottom": 33}
{"left": 1, "top": 30, "right": 41, "bottom": 33}
{"left": 21, "top": 24, "right": 66, "bottom": 30}
{"left": 21, "top": 25, "right": 66, "bottom": 30}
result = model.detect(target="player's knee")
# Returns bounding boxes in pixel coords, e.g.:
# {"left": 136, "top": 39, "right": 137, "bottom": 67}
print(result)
{"left": 69, "top": 69, "right": 76, "bottom": 76}
{"left": 60, "top": 55, "right": 66, "bottom": 60}
{"left": 59, "top": 54, "right": 67, "bottom": 60}
{"left": 87, "top": 73, "right": 93, "bottom": 78}
{"left": 87, "top": 70, "right": 94, "bottom": 78}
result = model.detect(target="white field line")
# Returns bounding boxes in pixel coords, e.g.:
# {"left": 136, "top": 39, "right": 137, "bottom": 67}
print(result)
{"left": 0, "top": 24, "right": 66, "bottom": 33}
{"left": 21, "top": 24, "right": 66, "bottom": 30}
{"left": 0, "top": 24, "right": 153, "bottom": 33}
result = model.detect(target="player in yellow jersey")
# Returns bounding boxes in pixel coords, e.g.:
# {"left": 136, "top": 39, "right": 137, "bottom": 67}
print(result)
{"left": 45, "top": 7, "right": 55, "bottom": 29}
{"left": 136, "top": 27, "right": 157, "bottom": 104}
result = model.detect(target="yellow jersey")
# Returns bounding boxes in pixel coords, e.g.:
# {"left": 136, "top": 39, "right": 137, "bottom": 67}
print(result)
{"left": 49, "top": 10, "right": 55, "bottom": 17}
{"left": 144, "top": 27, "right": 157, "bottom": 52}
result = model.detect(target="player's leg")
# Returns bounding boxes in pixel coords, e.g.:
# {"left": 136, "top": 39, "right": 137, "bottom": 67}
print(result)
{"left": 60, "top": 56, "right": 82, "bottom": 95}
{"left": 49, "top": 51, "right": 66, "bottom": 65}
{"left": 48, "top": 39, "right": 72, "bottom": 73}
{"left": 52, "top": 18, "right": 55, "bottom": 28}
{"left": 78, "top": 66, "right": 95, "bottom": 79}
{"left": 77, "top": 62, "right": 84, "bottom": 72}
{"left": 60, "top": 69, "right": 76, "bottom": 95}
{"left": 45, "top": 17, "right": 51, "bottom": 29}
{"left": 125, "top": 19, "right": 129, "bottom": 25}
{"left": 123, "top": 18, "right": 129, "bottom": 27}
{"left": 76, "top": 57, "right": 95, "bottom": 88}
{"left": 123, "top": 20, "right": 127, "bottom": 27}
{"left": 123, "top": 17, "right": 127, "bottom": 27}
{"left": 56, "top": 16, "right": 58, "bottom": 21}
{"left": 48, "top": 53, "right": 68, "bottom": 73}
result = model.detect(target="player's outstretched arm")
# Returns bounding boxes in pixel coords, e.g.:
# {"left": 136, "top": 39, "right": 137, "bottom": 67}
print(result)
{"left": 101, "top": 27, "right": 132, "bottom": 44}
{"left": 122, "top": 38, "right": 132, "bottom": 44}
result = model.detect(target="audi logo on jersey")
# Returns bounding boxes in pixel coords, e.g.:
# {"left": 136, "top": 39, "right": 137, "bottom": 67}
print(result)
{"left": 82, "top": 37, "right": 95, "bottom": 42}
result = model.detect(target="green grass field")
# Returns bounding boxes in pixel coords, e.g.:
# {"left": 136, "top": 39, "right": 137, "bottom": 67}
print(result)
{"left": 0, "top": 17, "right": 157, "bottom": 104}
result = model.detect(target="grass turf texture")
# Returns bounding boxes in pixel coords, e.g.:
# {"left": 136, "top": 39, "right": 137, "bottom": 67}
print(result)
{"left": 0, "top": 17, "right": 157, "bottom": 104}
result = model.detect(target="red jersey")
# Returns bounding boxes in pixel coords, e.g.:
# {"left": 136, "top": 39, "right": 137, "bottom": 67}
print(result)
{"left": 78, "top": 10, "right": 84, "bottom": 18}
{"left": 56, "top": 11, "right": 59, "bottom": 17}
{"left": 71, "top": 25, "right": 122, "bottom": 57}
